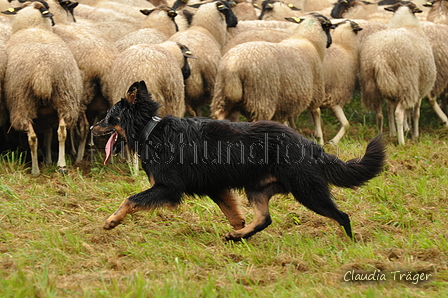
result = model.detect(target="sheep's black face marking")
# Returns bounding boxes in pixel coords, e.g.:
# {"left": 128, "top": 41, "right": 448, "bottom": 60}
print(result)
{"left": 258, "top": 0, "right": 274, "bottom": 20}
{"left": 315, "top": 16, "right": 334, "bottom": 48}
{"left": 217, "top": 1, "right": 238, "bottom": 28}
{"left": 331, "top": 0, "right": 353, "bottom": 19}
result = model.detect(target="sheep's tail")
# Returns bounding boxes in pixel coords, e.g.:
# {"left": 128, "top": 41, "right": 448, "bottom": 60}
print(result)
{"left": 219, "top": 68, "right": 243, "bottom": 103}
{"left": 322, "top": 135, "right": 386, "bottom": 188}
{"left": 211, "top": 66, "right": 243, "bottom": 118}
{"left": 375, "top": 57, "right": 399, "bottom": 99}
{"left": 32, "top": 66, "right": 53, "bottom": 99}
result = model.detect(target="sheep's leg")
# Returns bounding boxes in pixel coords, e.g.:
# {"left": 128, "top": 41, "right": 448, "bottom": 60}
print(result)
{"left": 310, "top": 108, "right": 324, "bottom": 145}
{"left": 43, "top": 128, "right": 53, "bottom": 164}
{"left": 27, "top": 123, "right": 40, "bottom": 176}
{"left": 329, "top": 105, "right": 349, "bottom": 145}
{"left": 427, "top": 96, "right": 448, "bottom": 127}
{"left": 388, "top": 103, "right": 397, "bottom": 137}
{"left": 412, "top": 99, "right": 422, "bottom": 141}
{"left": 75, "top": 113, "right": 89, "bottom": 163}
{"left": 288, "top": 115, "right": 297, "bottom": 129}
{"left": 395, "top": 102, "right": 406, "bottom": 145}
{"left": 57, "top": 118, "right": 68, "bottom": 174}
{"left": 376, "top": 106, "right": 383, "bottom": 134}
{"left": 227, "top": 110, "right": 241, "bottom": 122}
{"left": 209, "top": 189, "right": 245, "bottom": 230}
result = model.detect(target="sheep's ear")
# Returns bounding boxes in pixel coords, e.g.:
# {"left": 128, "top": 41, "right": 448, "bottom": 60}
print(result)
{"left": 287, "top": 3, "right": 301, "bottom": 11}
{"left": 180, "top": 45, "right": 196, "bottom": 59}
{"left": 285, "top": 17, "right": 304, "bottom": 24}
{"left": 38, "top": 7, "right": 54, "bottom": 18}
{"left": 1, "top": 7, "right": 22, "bottom": 15}
{"left": 253, "top": 3, "right": 260, "bottom": 9}
{"left": 423, "top": 1, "right": 434, "bottom": 7}
{"left": 413, "top": 7, "right": 423, "bottom": 13}
{"left": 188, "top": 2, "right": 205, "bottom": 8}
{"left": 140, "top": 8, "right": 155, "bottom": 16}
{"left": 361, "top": 0, "right": 375, "bottom": 5}
{"left": 384, "top": 6, "right": 395, "bottom": 12}
{"left": 167, "top": 10, "right": 177, "bottom": 18}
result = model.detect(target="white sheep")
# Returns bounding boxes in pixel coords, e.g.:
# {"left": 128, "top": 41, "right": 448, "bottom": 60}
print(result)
{"left": 211, "top": 15, "right": 335, "bottom": 145}
{"left": 34, "top": 0, "right": 119, "bottom": 162}
{"left": 359, "top": 1, "right": 437, "bottom": 145}
{"left": 114, "top": 5, "right": 179, "bottom": 52}
{"left": 0, "top": 40, "right": 6, "bottom": 128}
{"left": 107, "top": 41, "right": 195, "bottom": 117}
{"left": 169, "top": 1, "right": 238, "bottom": 115}
{"left": 420, "top": 21, "right": 448, "bottom": 127}
{"left": 425, "top": 0, "right": 448, "bottom": 24}
{"left": 321, "top": 19, "right": 362, "bottom": 144}
{"left": 4, "top": 1, "right": 83, "bottom": 175}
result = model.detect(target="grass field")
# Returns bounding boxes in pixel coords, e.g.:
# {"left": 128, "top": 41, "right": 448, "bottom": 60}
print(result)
{"left": 1, "top": 96, "right": 447, "bottom": 297}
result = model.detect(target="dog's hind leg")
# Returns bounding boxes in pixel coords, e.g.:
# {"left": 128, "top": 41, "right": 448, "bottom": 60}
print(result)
{"left": 103, "top": 185, "right": 182, "bottom": 230}
{"left": 225, "top": 184, "right": 281, "bottom": 241}
{"left": 209, "top": 190, "right": 245, "bottom": 230}
{"left": 291, "top": 181, "right": 352, "bottom": 239}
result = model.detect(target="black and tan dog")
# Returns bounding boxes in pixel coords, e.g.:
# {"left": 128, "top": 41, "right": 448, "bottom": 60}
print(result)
{"left": 91, "top": 81, "right": 385, "bottom": 241}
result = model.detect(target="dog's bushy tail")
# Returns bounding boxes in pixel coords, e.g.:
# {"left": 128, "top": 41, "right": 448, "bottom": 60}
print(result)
{"left": 322, "top": 135, "right": 386, "bottom": 188}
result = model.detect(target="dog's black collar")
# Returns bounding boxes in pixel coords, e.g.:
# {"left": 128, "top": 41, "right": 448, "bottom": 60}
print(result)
{"left": 138, "top": 116, "right": 162, "bottom": 146}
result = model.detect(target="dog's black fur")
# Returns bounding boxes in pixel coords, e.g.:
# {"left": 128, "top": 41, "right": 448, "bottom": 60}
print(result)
{"left": 92, "top": 81, "right": 386, "bottom": 240}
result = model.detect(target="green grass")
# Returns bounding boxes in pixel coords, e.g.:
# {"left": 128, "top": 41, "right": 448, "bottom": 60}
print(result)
{"left": 1, "top": 96, "right": 447, "bottom": 297}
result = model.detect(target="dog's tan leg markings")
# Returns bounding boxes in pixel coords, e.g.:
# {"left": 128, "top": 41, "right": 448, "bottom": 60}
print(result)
{"left": 258, "top": 175, "right": 277, "bottom": 188}
{"left": 210, "top": 190, "right": 245, "bottom": 230}
{"left": 225, "top": 190, "right": 272, "bottom": 241}
{"left": 104, "top": 198, "right": 147, "bottom": 230}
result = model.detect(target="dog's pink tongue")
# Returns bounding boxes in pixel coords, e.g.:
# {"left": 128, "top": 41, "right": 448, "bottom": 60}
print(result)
{"left": 104, "top": 132, "right": 118, "bottom": 165}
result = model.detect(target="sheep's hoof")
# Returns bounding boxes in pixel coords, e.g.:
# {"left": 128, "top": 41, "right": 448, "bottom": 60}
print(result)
{"left": 58, "top": 166, "right": 68, "bottom": 174}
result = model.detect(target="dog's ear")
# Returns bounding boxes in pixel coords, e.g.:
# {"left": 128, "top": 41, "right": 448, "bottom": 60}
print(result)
{"left": 125, "top": 82, "right": 140, "bottom": 105}
{"left": 136, "top": 81, "right": 150, "bottom": 103}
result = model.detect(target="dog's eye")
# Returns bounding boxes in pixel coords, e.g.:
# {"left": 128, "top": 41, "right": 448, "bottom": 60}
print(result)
{"left": 107, "top": 116, "right": 120, "bottom": 125}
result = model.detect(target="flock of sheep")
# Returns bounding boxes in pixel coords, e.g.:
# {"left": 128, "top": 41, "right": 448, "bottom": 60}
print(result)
{"left": 0, "top": 0, "right": 447, "bottom": 176}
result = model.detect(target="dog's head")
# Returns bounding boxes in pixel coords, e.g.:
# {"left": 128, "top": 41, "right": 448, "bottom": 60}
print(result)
{"left": 91, "top": 81, "right": 160, "bottom": 164}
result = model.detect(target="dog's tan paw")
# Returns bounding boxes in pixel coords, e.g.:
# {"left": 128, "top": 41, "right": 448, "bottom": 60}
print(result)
{"left": 225, "top": 232, "right": 243, "bottom": 242}
{"left": 103, "top": 219, "right": 121, "bottom": 230}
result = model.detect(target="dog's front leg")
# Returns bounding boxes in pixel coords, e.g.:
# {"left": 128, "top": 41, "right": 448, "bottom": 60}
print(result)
{"left": 209, "top": 190, "right": 245, "bottom": 230}
{"left": 104, "top": 186, "right": 182, "bottom": 230}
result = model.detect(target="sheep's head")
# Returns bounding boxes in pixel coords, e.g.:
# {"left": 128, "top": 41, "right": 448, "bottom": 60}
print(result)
{"left": 177, "top": 43, "right": 196, "bottom": 80}
{"left": 141, "top": 5, "right": 179, "bottom": 31}
{"left": 384, "top": 1, "right": 423, "bottom": 14}
{"left": 57, "top": 0, "right": 78, "bottom": 22}
{"left": 2, "top": 1, "right": 55, "bottom": 26}
{"left": 315, "top": 14, "right": 335, "bottom": 48}
{"left": 333, "top": 19, "right": 363, "bottom": 34}
{"left": 189, "top": 1, "right": 238, "bottom": 27}
{"left": 216, "top": 1, "right": 238, "bottom": 27}
{"left": 331, "top": 0, "right": 374, "bottom": 19}
{"left": 258, "top": 0, "right": 301, "bottom": 20}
